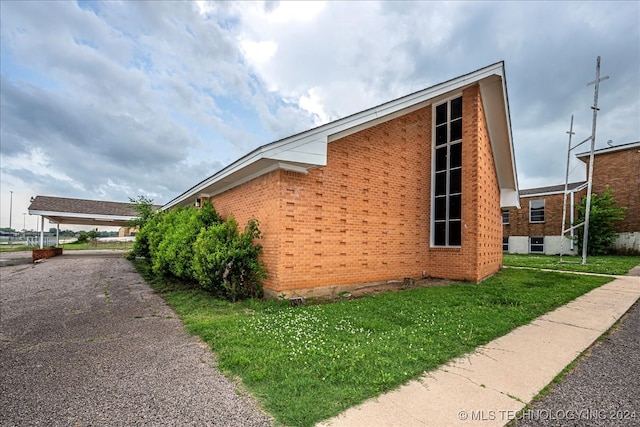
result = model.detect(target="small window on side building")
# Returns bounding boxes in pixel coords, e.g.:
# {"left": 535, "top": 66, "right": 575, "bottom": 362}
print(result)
{"left": 530, "top": 237, "right": 544, "bottom": 254}
{"left": 529, "top": 199, "right": 545, "bottom": 223}
{"left": 502, "top": 210, "right": 510, "bottom": 225}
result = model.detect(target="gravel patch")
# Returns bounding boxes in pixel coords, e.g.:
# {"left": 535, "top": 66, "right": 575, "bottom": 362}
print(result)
{"left": 0, "top": 252, "right": 273, "bottom": 426}
{"left": 515, "top": 298, "right": 640, "bottom": 426}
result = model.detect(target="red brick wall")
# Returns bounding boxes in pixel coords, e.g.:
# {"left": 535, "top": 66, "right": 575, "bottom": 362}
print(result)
{"left": 503, "top": 190, "right": 586, "bottom": 238}
{"left": 585, "top": 148, "right": 640, "bottom": 233}
{"left": 209, "top": 170, "right": 281, "bottom": 291}
{"left": 275, "top": 106, "right": 432, "bottom": 292}
{"left": 428, "top": 85, "right": 502, "bottom": 281}
{"left": 209, "top": 83, "right": 504, "bottom": 295}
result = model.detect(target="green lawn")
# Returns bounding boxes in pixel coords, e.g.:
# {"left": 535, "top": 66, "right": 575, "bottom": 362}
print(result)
{"left": 133, "top": 260, "right": 613, "bottom": 426}
{"left": 0, "top": 245, "right": 32, "bottom": 252}
{"left": 60, "top": 241, "right": 134, "bottom": 251}
{"left": 503, "top": 254, "right": 640, "bottom": 275}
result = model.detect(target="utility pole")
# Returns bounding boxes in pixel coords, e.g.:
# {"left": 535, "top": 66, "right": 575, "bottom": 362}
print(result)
{"left": 9, "top": 191, "right": 13, "bottom": 245}
{"left": 582, "top": 56, "right": 609, "bottom": 265}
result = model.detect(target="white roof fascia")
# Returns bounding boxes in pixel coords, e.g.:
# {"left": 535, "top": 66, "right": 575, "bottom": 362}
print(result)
{"left": 576, "top": 141, "right": 640, "bottom": 159}
{"left": 164, "top": 61, "right": 513, "bottom": 210}
{"left": 28, "top": 210, "right": 135, "bottom": 221}
{"left": 478, "top": 69, "right": 520, "bottom": 209}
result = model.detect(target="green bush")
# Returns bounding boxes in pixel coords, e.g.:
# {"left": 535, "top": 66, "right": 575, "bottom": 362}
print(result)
{"left": 76, "top": 231, "right": 89, "bottom": 244}
{"left": 576, "top": 186, "right": 626, "bottom": 255}
{"left": 131, "top": 199, "right": 265, "bottom": 301}
{"left": 150, "top": 202, "right": 222, "bottom": 280}
{"left": 193, "top": 217, "right": 266, "bottom": 301}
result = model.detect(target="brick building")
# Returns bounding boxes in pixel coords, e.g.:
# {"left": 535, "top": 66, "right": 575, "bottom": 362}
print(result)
{"left": 503, "top": 141, "right": 639, "bottom": 255}
{"left": 165, "top": 62, "right": 520, "bottom": 297}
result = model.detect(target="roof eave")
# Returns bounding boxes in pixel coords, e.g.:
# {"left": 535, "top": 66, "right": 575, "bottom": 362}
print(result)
{"left": 478, "top": 66, "right": 520, "bottom": 209}
{"left": 163, "top": 61, "right": 521, "bottom": 210}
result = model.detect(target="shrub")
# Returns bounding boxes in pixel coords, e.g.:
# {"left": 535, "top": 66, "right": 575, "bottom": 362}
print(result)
{"left": 130, "top": 199, "right": 266, "bottom": 301}
{"left": 150, "top": 202, "right": 222, "bottom": 280}
{"left": 193, "top": 217, "right": 266, "bottom": 301}
{"left": 76, "top": 231, "right": 89, "bottom": 244}
{"left": 576, "top": 186, "right": 626, "bottom": 255}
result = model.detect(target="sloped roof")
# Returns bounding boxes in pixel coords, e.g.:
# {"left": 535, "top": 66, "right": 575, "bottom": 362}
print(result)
{"left": 576, "top": 141, "right": 640, "bottom": 159}
{"left": 164, "top": 61, "right": 520, "bottom": 210}
{"left": 28, "top": 195, "right": 160, "bottom": 227}
{"left": 519, "top": 181, "right": 587, "bottom": 197}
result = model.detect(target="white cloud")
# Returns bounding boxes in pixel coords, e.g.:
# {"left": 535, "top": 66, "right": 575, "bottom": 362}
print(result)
{"left": 1, "top": 0, "right": 638, "bottom": 230}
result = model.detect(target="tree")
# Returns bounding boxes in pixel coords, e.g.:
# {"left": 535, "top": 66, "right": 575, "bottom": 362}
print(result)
{"left": 128, "top": 195, "right": 156, "bottom": 229}
{"left": 576, "top": 186, "right": 626, "bottom": 255}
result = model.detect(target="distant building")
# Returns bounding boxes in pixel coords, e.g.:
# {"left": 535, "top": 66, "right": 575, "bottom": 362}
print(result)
{"left": 503, "top": 141, "right": 640, "bottom": 254}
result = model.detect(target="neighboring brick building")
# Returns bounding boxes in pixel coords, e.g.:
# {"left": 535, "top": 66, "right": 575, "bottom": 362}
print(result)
{"left": 165, "top": 62, "right": 520, "bottom": 297}
{"left": 502, "top": 182, "right": 586, "bottom": 255}
{"left": 503, "top": 141, "right": 639, "bottom": 255}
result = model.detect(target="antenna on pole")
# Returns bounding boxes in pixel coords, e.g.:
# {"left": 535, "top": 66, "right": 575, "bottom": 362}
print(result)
{"left": 581, "top": 56, "right": 609, "bottom": 265}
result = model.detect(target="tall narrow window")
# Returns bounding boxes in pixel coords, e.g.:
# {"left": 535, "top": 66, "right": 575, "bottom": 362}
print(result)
{"left": 432, "top": 96, "right": 462, "bottom": 246}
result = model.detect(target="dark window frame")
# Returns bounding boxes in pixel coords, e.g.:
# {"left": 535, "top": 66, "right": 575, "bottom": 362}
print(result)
{"left": 502, "top": 210, "right": 510, "bottom": 225}
{"left": 530, "top": 236, "right": 545, "bottom": 254}
{"left": 432, "top": 95, "right": 463, "bottom": 247}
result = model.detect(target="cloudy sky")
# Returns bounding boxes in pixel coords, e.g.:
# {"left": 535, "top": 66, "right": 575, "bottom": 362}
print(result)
{"left": 1, "top": 1, "right": 639, "bottom": 230}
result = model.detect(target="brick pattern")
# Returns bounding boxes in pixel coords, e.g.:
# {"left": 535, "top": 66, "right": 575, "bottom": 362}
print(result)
{"left": 503, "top": 190, "right": 586, "bottom": 238}
{"left": 209, "top": 83, "right": 504, "bottom": 295}
{"left": 209, "top": 170, "right": 281, "bottom": 290}
{"left": 428, "top": 85, "right": 502, "bottom": 281}
{"left": 505, "top": 145, "right": 639, "bottom": 241}
{"left": 274, "top": 105, "right": 432, "bottom": 292}
{"left": 584, "top": 148, "right": 640, "bottom": 233}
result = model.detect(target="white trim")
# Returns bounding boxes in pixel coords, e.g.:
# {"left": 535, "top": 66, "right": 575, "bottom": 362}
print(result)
{"left": 529, "top": 236, "right": 545, "bottom": 254}
{"left": 163, "top": 61, "right": 520, "bottom": 211}
{"left": 28, "top": 210, "right": 135, "bottom": 222}
{"left": 529, "top": 199, "right": 545, "bottom": 223}
{"left": 576, "top": 141, "right": 640, "bottom": 158}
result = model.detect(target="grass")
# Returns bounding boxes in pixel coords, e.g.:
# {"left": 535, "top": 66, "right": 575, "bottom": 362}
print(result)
{"left": 132, "top": 259, "right": 614, "bottom": 426}
{"left": 60, "top": 241, "right": 134, "bottom": 251}
{"left": 503, "top": 254, "right": 640, "bottom": 275}
{"left": 0, "top": 245, "right": 33, "bottom": 252}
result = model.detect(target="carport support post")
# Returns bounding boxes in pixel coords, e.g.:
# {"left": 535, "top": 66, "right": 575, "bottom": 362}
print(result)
{"left": 39, "top": 216, "right": 44, "bottom": 249}
{"left": 56, "top": 223, "right": 60, "bottom": 247}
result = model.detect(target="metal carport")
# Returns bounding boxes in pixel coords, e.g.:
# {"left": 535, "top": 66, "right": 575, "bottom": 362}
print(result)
{"left": 27, "top": 196, "right": 141, "bottom": 248}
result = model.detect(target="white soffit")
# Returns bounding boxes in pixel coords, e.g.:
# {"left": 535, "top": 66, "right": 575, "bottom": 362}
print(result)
{"left": 164, "top": 61, "right": 518, "bottom": 210}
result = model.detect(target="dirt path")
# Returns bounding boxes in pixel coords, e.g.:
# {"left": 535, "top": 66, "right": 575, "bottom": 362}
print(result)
{"left": 0, "top": 252, "right": 272, "bottom": 426}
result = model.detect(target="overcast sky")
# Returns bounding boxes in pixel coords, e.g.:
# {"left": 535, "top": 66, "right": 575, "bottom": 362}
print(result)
{"left": 1, "top": 1, "right": 639, "bottom": 230}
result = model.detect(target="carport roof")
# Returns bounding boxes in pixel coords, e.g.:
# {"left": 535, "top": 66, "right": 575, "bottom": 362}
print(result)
{"left": 28, "top": 195, "right": 154, "bottom": 227}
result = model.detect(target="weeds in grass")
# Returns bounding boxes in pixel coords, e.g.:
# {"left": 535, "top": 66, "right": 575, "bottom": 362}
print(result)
{"left": 503, "top": 254, "right": 640, "bottom": 275}
{"left": 131, "top": 257, "right": 613, "bottom": 426}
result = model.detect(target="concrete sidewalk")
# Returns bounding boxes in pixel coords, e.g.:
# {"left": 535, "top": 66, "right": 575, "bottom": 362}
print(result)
{"left": 319, "top": 271, "right": 640, "bottom": 427}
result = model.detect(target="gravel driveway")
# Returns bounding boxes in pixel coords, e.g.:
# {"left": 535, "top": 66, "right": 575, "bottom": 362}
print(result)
{"left": 515, "top": 267, "right": 640, "bottom": 427}
{"left": 0, "top": 251, "right": 272, "bottom": 426}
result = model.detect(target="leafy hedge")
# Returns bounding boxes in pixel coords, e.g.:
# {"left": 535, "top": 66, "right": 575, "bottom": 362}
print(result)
{"left": 130, "top": 199, "right": 265, "bottom": 300}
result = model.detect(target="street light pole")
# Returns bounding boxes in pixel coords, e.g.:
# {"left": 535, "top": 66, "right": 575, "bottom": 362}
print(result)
{"left": 9, "top": 191, "right": 13, "bottom": 245}
{"left": 23, "top": 213, "right": 26, "bottom": 240}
